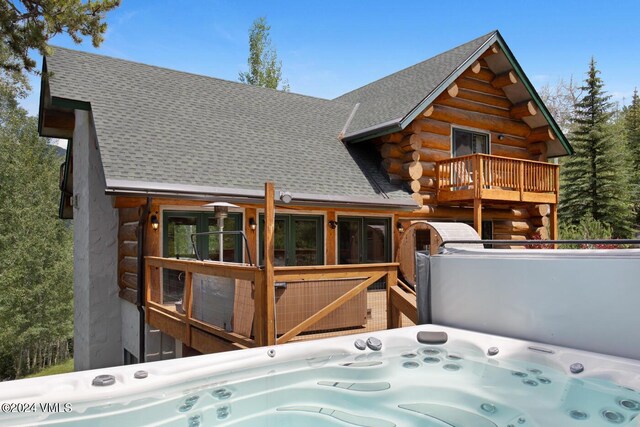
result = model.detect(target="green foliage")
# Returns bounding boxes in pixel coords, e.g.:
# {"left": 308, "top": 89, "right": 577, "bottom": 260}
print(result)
{"left": 559, "top": 58, "right": 635, "bottom": 237}
{"left": 0, "top": 0, "right": 120, "bottom": 74}
{"left": 25, "top": 358, "right": 73, "bottom": 378}
{"left": 0, "top": 83, "right": 73, "bottom": 379}
{"left": 559, "top": 216, "right": 613, "bottom": 241}
{"left": 238, "top": 16, "right": 289, "bottom": 91}
{"left": 624, "top": 89, "right": 640, "bottom": 225}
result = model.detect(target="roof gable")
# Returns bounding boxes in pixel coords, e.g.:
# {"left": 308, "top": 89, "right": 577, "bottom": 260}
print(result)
{"left": 335, "top": 32, "right": 495, "bottom": 139}
{"left": 336, "top": 31, "right": 572, "bottom": 156}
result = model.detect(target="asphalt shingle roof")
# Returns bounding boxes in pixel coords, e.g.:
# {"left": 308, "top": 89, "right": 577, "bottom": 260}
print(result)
{"left": 45, "top": 48, "right": 412, "bottom": 204}
{"left": 43, "top": 32, "right": 512, "bottom": 206}
{"left": 334, "top": 31, "right": 495, "bottom": 137}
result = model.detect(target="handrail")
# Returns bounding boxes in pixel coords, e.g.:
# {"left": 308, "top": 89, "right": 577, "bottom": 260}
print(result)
{"left": 439, "top": 152, "right": 557, "bottom": 167}
{"left": 436, "top": 153, "right": 559, "bottom": 198}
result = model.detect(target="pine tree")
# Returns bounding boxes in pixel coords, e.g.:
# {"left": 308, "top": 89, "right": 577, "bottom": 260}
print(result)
{"left": 559, "top": 58, "right": 635, "bottom": 237}
{"left": 0, "top": 74, "right": 73, "bottom": 379}
{"left": 625, "top": 89, "right": 640, "bottom": 226}
{"left": 238, "top": 17, "right": 289, "bottom": 91}
{"left": 0, "top": 0, "right": 120, "bottom": 74}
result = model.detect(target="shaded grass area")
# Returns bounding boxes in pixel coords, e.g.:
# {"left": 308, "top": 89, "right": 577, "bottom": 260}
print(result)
{"left": 25, "top": 359, "right": 73, "bottom": 378}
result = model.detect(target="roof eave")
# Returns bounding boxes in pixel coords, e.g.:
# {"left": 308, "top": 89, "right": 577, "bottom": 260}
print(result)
{"left": 105, "top": 180, "right": 419, "bottom": 211}
{"left": 37, "top": 58, "right": 49, "bottom": 136}
{"left": 341, "top": 119, "right": 403, "bottom": 143}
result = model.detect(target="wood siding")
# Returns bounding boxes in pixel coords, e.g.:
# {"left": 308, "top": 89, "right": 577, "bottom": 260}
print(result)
{"left": 376, "top": 57, "right": 556, "bottom": 242}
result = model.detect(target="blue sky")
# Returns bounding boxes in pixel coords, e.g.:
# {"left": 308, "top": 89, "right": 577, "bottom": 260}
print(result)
{"left": 21, "top": 0, "right": 640, "bottom": 119}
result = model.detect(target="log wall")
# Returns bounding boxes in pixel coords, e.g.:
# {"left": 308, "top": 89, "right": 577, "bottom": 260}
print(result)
{"left": 377, "top": 57, "right": 553, "bottom": 242}
{"left": 118, "top": 206, "right": 142, "bottom": 304}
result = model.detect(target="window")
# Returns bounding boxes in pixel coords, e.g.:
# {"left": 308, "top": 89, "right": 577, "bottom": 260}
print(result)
{"left": 162, "top": 211, "right": 243, "bottom": 305}
{"left": 452, "top": 128, "right": 490, "bottom": 157}
{"left": 259, "top": 214, "right": 324, "bottom": 266}
{"left": 338, "top": 217, "right": 391, "bottom": 264}
{"left": 163, "top": 211, "right": 243, "bottom": 262}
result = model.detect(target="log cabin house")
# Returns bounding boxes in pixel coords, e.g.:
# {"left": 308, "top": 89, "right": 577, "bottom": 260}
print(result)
{"left": 39, "top": 30, "right": 572, "bottom": 370}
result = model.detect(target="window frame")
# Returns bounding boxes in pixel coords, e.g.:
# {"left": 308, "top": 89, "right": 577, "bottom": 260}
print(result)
{"left": 451, "top": 127, "right": 491, "bottom": 157}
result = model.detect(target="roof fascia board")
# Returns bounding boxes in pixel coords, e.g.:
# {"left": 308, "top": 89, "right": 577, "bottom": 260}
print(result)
{"left": 105, "top": 180, "right": 419, "bottom": 210}
{"left": 51, "top": 96, "right": 91, "bottom": 111}
{"left": 493, "top": 33, "right": 574, "bottom": 156}
{"left": 342, "top": 119, "right": 403, "bottom": 143}
{"left": 398, "top": 33, "right": 498, "bottom": 130}
{"left": 37, "top": 59, "right": 49, "bottom": 136}
{"left": 58, "top": 139, "right": 73, "bottom": 219}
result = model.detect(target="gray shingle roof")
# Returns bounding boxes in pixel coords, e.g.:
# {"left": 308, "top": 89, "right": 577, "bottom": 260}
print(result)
{"left": 335, "top": 31, "right": 496, "bottom": 137}
{"left": 45, "top": 48, "right": 414, "bottom": 206}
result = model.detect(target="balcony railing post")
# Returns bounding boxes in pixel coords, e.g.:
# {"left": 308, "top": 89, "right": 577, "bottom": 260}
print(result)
{"left": 474, "top": 154, "right": 483, "bottom": 198}
{"left": 553, "top": 165, "right": 560, "bottom": 204}
{"left": 183, "top": 271, "right": 193, "bottom": 346}
{"left": 435, "top": 160, "right": 440, "bottom": 200}
{"left": 519, "top": 161, "right": 525, "bottom": 201}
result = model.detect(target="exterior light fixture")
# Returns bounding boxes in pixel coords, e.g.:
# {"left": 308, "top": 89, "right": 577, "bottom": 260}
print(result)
{"left": 498, "top": 134, "right": 505, "bottom": 140}
{"left": 150, "top": 214, "right": 159, "bottom": 231}
{"left": 279, "top": 191, "right": 292, "bottom": 204}
{"left": 249, "top": 217, "right": 256, "bottom": 231}
{"left": 396, "top": 221, "right": 404, "bottom": 233}
{"left": 328, "top": 220, "right": 338, "bottom": 229}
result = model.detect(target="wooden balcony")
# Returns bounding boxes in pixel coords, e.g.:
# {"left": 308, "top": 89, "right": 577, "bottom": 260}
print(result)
{"left": 435, "top": 154, "right": 559, "bottom": 204}
{"left": 435, "top": 154, "right": 559, "bottom": 238}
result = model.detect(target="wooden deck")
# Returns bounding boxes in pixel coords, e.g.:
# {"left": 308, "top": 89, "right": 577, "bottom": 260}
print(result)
{"left": 145, "top": 254, "right": 416, "bottom": 354}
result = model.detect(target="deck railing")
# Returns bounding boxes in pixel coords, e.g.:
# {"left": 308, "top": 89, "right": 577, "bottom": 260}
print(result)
{"left": 145, "top": 257, "right": 263, "bottom": 351}
{"left": 436, "top": 154, "right": 559, "bottom": 203}
{"left": 145, "top": 256, "right": 404, "bottom": 351}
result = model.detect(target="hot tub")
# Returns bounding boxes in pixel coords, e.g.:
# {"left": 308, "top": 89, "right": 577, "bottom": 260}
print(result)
{"left": 1, "top": 325, "right": 639, "bottom": 426}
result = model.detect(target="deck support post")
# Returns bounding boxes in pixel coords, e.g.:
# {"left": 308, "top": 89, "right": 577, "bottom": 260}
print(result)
{"left": 264, "top": 182, "right": 276, "bottom": 345}
{"left": 549, "top": 203, "right": 558, "bottom": 248}
{"left": 473, "top": 198, "right": 483, "bottom": 237}
{"left": 255, "top": 182, "right": 276, "bottom": 346}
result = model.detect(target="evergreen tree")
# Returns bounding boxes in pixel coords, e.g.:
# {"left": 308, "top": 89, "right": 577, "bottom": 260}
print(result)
{"left": 238, "top": 17, "right": 289, "bottom": 91}
{"left": 0, "top": 72, "right": 73, "bottom": 379}
{"left": 625, "top": 89, "right": 640, "bottom": 226}
{"left": 0, "top": 0, "right": 120, "bottom": 74}
{"left": 559, "top": 58, "right": 635, "bottom": 237}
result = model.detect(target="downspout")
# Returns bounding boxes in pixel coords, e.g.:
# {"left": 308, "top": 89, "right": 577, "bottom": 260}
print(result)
{"left": 137, "top": 197, "right": 152, "bottom": 363}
